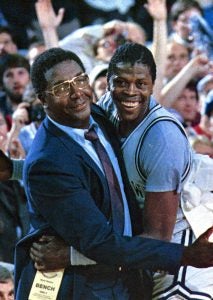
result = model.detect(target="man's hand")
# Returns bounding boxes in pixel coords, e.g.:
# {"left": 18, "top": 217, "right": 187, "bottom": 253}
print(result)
{"left": 182, "top": 227, "right": 213, "bottom": 268}
{"left": 35, "top": 0, "right": 65, "bottom": 30}
{"left": 8, "top": 139, "right": 26, "bottom": 159}
{"left": 12, "top": 102, "right": 30, "bottom": 129}
{"left": 189, "top": 54, "right": 213, "bottom": 78}
{"left": 144, "top": 0, "right": 167, "bottom": 21}
{"left": 30, "top": 235, "right": 70, "bottom": 271}
{"left": 0, "top": 150, "right": 13, "bottom": 181}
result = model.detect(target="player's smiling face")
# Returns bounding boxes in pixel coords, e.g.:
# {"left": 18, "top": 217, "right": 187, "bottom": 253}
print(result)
{"left": 109, "top": 62, "right": 153, "bottom": 128}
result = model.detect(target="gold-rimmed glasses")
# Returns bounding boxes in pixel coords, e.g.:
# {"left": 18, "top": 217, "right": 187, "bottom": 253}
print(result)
{"left": 46, "top": 73, "right": 90, "bottom": 97}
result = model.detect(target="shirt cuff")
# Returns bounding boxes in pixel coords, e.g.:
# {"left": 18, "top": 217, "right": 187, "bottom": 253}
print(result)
{"left": 70, "top": 246, "right": 97, "bottom": 265}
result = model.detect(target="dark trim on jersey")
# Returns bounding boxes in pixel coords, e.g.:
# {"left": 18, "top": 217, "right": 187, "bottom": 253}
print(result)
{"left": 134, "top": 105, "right": 191, "bottom": 185}
{"left": 152, "top": 230, "right": 212, "bottom": 300}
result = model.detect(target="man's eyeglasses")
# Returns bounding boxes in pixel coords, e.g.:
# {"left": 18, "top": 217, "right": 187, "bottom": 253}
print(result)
{"left": 46, "top": 73, "right": 90, "bottom": 97}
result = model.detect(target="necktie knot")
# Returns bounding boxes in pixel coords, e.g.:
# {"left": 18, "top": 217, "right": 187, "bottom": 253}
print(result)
{"left": 85, "top": 127, "right": 99, "bottom": 142}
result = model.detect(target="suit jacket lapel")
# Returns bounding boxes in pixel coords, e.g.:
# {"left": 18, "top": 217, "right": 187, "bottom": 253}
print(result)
{"left": 43, "top": 117, "right": 110, "bottom": 197}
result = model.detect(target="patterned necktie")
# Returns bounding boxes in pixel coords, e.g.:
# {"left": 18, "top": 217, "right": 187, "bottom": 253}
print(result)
{"left": 85, "top": 127, "right": 124, "bottom": 234}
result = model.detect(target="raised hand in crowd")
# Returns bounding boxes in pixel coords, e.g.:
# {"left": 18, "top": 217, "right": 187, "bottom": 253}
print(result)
{"left": 9, "top": 102, "right": 30, "bottom": 135}
{"left": 144, "top": 0, "right": 168, "bottom": 99}
{"left": 35, "top": 0, "right": 65, "bottom": 31}
{"left": 5, "top": 102, "right": 29, "bottom": 159}
{"left": 7, "top": 139, "right": 25, "bottom": 159}
{"left": 102, "top": 19, "right": 146, "bottom": 45}
{"left": 160, "top": 53, "right": 213, "bottom": 107}
{"left": 35, "top": 0, "right": 65, "bottom": 48}
{"left": 144, "top": 0, "right": 167, "bottom": 22}
{"left": 0, "top": 107, "right": 25, "bottom": 159}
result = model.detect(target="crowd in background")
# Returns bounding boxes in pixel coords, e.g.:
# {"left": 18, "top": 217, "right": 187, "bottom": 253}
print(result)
{"left": 0, "top": 0, "right": 212, "bottom": 299}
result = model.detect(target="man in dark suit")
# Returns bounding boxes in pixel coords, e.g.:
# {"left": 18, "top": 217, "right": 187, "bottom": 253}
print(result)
{"left": 7, "top": 47, "right": 213, "bottom": 299}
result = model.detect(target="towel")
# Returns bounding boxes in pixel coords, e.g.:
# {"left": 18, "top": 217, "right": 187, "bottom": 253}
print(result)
{"left": 181, "top": 153, "right": 213, "bottom": 239}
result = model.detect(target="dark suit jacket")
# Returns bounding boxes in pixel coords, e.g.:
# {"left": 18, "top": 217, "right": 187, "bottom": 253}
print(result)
{"left": 15, "top": 105, "right": 184, "bottom": 299}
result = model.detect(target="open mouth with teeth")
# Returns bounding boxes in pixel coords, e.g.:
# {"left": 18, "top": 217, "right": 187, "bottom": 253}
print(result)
{"left": 120, "top": 101, "right": 142, "bottom": 108}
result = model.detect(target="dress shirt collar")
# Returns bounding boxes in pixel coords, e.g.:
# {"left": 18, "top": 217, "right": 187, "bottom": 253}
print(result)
{"left": 47, "top": 115, "right": 99, "bottom": 142}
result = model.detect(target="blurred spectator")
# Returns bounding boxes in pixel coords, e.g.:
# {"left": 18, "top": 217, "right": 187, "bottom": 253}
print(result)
{"left": 168, "top": 80, "right": 201, "bottom": 129}
{"left": 0, "top": 54, "right": 30, "bottom": 128}
{"left": 0, "top": 1, "right": 35, "bottom": 50}
{"left": 163, "top": 40, "right": 190, "bottom": 84}
{"left": 169, "top": 0, "right": 203, "bottom": 48}
{"left": 0, "top": 108, "right": 25, "bottom": 159}
{"left": 193, "top": 90, "right": 213, "bottom": 141}
{"left": 59, "top": 19, "right": 147, "bottom": 72}
{"left": 189, "top": 135, "right": 213, "bottom": 157}
{"left": 89, "top": 64, "right": 108, "bottom": 102}
{"left": 160, "top": 52, "right": 212, "bottom": 108}
{"left": 0, "top": 26, "right": 18, "bottom": 58}
{"left": 93, "top": 21, "right": 146, "bottom": 63}
{"left": 169, "top": 0, "right": 213, "bottom": 59}
{"left": 3, "top": 81, "right": 46, "bottom": 158}
{"left": 18, "top": 83, "right": 46, "bottom": 154}
{"left": 93, "top": 31, "right": 129, "bottom": 64}
{"left": 27, "top": 41, "right": 46, "bottom": 65}
{"left": 197, "top": 74, "right": 213, "bottom": 113}
{"left": 189, "top": 13, "right": 213, "bottom": 59}
{"left": 0, "top": 110, "right": 29, "bottom": 263}
{"left": 0, "top": 265, "right": 14, "bottom": 300}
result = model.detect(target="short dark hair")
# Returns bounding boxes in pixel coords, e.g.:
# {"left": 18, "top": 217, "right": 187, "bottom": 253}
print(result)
{"left": 0, "top": 25, "right": 18, "bottom": 45}
{"left": 185, "top": 80, "right": 199, "bottom": 101}
{"left": 0, "top": 53, "right": 30, "bottom": 85}
{"left": 170, "top": 0, "right": 203, "bottom": 22}
{"left": 31, "top": 47, "right": 85, "bottom": 95}
{"left": 107, "top": 42, "right": 156, "bottom": 83}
